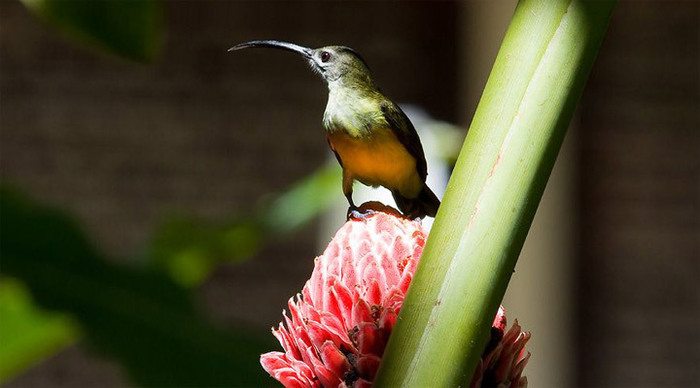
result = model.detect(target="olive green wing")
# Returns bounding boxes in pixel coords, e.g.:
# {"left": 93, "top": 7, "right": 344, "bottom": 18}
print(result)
{"left": 380, "top": 100, "right": 428, "bottom": 180}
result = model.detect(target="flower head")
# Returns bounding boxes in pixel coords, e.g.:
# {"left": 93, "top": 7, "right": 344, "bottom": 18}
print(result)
{"left": 261, "top": 208, "right": 530, "bottom": 387}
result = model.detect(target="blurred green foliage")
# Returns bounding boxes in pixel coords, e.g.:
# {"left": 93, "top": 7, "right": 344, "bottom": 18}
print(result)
{"left": 260, "top": 163, "right": 342, "bottom": 235}
{"left": 0, "top": 279, "right": 77, "bottom": 381}
{"left": 150, "top": 163, "right": 342, "bottom": 287}
{"left": 21, "top": 0, "right": 164, "bottom": 62}
{"left": 0, "top": 164, "right": 341, "bottom": 384}
{"left": 0, "top": 187, "right": 275, "bottom": 386}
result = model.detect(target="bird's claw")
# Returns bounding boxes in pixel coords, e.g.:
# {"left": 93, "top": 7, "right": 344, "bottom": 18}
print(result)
{"left": 346, "top": 206, "right": 377, "bottom": 221}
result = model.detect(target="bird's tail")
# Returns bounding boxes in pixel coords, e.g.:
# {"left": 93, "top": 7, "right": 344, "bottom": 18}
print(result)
{"left": 392, "top": 185, "right": 440, "bottom": 219}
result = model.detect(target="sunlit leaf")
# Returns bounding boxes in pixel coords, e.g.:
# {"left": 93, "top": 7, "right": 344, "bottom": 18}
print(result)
{"left": 0, "top": 187, "right": 274, "bottom": 386}
{"left": 260, "top": 162, "right": 341, "bottom": 234}
{"left": 21, "top": 0, "right": 164, "bottom": 62}
{"left": 0, "top": 279, "right": 78, "bottom": 383}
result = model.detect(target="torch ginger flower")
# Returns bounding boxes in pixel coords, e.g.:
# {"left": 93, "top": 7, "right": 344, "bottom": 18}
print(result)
{"left": 261, "top": 206, "right": 530, "bottom": 387}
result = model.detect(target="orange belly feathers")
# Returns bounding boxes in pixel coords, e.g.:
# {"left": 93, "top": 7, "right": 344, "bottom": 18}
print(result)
{"left": 327, "top": 129, "right": 422, "bottom": 197}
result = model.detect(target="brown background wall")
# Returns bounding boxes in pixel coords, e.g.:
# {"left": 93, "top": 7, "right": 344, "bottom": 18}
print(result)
{"left": 578, "top": 2, "right": 699, "bottom": 386}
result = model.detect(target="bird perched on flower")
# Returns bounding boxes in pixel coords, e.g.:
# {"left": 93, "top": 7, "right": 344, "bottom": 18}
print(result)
{"left": 231, "top": 41, "right": 440, "bottom": 219}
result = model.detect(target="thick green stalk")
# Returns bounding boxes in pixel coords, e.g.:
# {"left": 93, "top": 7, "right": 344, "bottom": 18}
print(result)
{"left": 374, "top": 1, "right": 615, "bottom": 386}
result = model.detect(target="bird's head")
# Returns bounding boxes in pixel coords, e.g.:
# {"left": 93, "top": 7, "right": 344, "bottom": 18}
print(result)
{"left": 230, "top": 40, "right": 373, "bottom": 86}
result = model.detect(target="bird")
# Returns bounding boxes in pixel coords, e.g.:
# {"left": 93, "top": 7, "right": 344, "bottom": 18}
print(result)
{"left": 230, "top": 40, "right": 440, "bottom": 219}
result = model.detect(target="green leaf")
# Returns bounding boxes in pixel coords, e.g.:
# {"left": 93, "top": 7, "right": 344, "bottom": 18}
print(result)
{"left": 0, "top": 279, "right": 78, "bottom": 382}
{"left": 0, "top": 187, "right": 274, "bottom": 386}
{"left": 259, "top": 162, "right": 341, "bottom": 234}
{"left": 21, "top": 0, "right": 164, "bottom": 62}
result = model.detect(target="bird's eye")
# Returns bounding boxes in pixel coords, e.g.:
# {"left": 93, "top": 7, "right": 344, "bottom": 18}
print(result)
{"left": 320, "top": 51, "right": 331, "bottom": 63}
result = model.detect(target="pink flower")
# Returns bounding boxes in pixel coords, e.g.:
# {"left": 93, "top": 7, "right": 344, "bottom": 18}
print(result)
{"left": 471, "top": 306, "right": 531, "bottom": 388}
{"left": 261, "top": 207, "right": 530, "bottom": 387}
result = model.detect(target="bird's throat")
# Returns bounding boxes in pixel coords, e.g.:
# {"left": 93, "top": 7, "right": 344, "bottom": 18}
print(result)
{"left": 323, "top": 84, "right": 383, "bottom": 138}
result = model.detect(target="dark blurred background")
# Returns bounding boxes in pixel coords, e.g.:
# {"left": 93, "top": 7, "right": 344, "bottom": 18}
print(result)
{"left": 1, "top": 1, "right": 698, "bottom": 387}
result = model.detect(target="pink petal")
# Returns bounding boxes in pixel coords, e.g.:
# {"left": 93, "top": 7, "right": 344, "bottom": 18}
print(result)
{"left": 356, "top": 238, "right": 372, "bottom": 261}
{"left": 261, "top": 352, "right": 314, "bottom": 388}
{"left": 319, "top": 340, "right": 352, "bottom": 380}
{"left": 306, "top": 347, "right": 336, "bottom": 387}
{"left": 352, "top": 298, "right": 373, "bottom": 326}
{"left": 512, "top": 351, "right": 531, "bottom": 379}
{"left": 329, "top": 281, "right": 354, "bottom": 329}
{"left": 307, "top": 320, "right": 345, "bottom": 350}
{"left": 355, "top": 322, "right": 386, "bottom": 356}
{"left": 398, "top": 270, "right": 413, "bottom": 295}
{"left": 353, "top": 378, "right": 373, "bottom": 388}
{"left": 355, "top": 355, "right": 381, "bottom": 380}
{"left": 275, "top": 369, "right": 308, "bottom": 388}
{"left": 324, "top": 278, "right": 343, "bottom": 321}
{"left": 365, "top": 278, "right": 382, "bottom": 306}
{"left": 318, "top": 312, "right": 353, "bottom": 349}
{"left": 493, "top": 306, "right": 508, "bottom": 332}
{"left": 379, "top": 308, "right": 398, "bottom": 333}
{"left": 313, "top": 364, "right": 340, "bottom": 388}
{"left": 260, "top": 351, "right": 289, "bottom": 372}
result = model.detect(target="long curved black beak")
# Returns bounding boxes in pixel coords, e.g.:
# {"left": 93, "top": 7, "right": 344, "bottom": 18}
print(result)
{"left": 228, "top": 40, "right": 313, "bottom": 59}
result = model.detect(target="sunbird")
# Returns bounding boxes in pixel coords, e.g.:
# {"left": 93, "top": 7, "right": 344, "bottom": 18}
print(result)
{"left": 230, "top": 40, "right": 440, "bottom": 218}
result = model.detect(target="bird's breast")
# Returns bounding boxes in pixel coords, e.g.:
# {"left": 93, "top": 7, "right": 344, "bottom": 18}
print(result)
{"left": 327, "top": 128, "right": 421, "bottom": 196}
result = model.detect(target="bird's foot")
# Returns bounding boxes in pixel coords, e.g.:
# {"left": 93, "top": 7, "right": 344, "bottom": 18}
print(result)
{"left": 347, "top": 206, "right": 377, "bottom": 221}
{"left": 346, "top": 201, "right": 401, "bottom": 221}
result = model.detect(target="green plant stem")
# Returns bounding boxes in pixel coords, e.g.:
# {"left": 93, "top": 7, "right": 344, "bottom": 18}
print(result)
{"left": 374, "top": 1, "right": 615, "bottom": 386}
